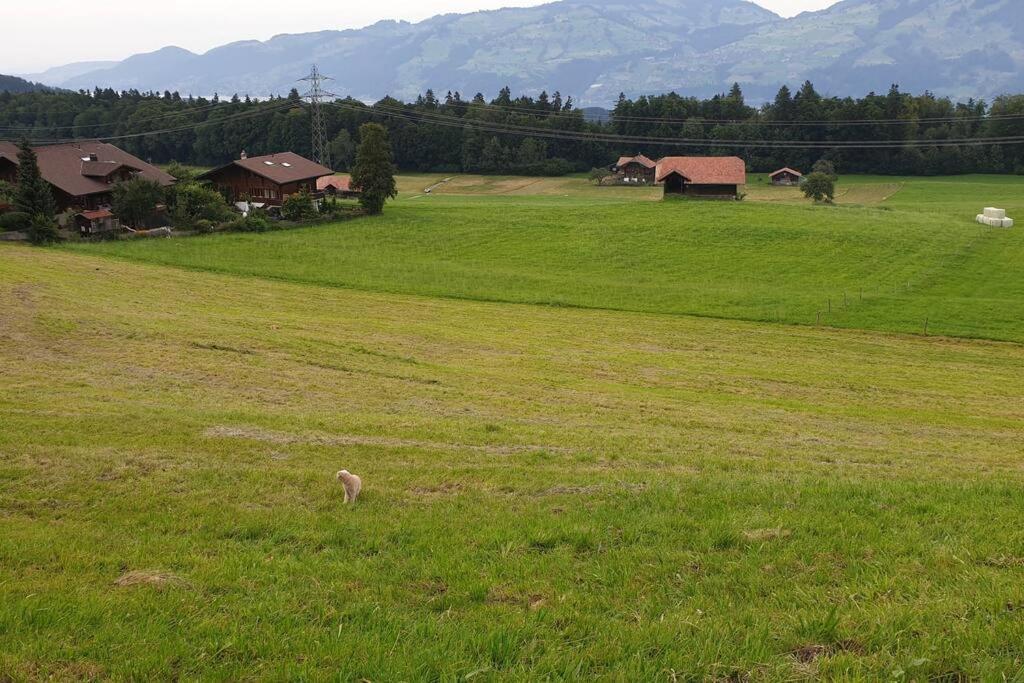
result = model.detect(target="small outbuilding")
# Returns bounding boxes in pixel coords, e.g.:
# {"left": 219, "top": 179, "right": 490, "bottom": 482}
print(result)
{"left": 770, "top": 167, "right": 803, "bottom": 186}
{"left": 656, "top": 157, "right": 746, "bottom": 199}
{"left": 613, "top": 154, "right": 658, "bottom": 184}
{"left": 74, "top": 209, "right": 121, "bottom": 236}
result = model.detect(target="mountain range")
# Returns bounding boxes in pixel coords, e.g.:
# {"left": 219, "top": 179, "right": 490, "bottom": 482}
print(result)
{"left": 22, "top": 0, "right": 1024, "bottom": 106}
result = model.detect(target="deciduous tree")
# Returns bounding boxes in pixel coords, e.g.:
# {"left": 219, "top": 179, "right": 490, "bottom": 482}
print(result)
{"left": 802, "top": 172, "right": 835, "bottom": 203}
{"left": 112, "top": 177, "right": 164, "bottom": 228}
{"left": 351, "top": 123, "right": 398, "bottom": 215}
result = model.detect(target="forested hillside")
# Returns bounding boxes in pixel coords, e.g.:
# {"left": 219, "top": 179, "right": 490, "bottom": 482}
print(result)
{"left": 0, "top": 75, "right": 50, "bottom": 94}
{"left": 2, "top": 83, "right": 1023, "bottom": 175}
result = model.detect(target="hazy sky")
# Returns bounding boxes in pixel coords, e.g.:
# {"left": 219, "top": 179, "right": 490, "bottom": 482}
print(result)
{"left": 7, "top": 0, "right": 840, "bottom": 74}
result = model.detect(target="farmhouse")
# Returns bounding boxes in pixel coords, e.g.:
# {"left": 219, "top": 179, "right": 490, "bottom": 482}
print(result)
{"left": 199, "top": 152, "right": 333, "bottom": 206}
{"left": 0, "top": 141, "right": 175, "bottom": 212}
{"left": 770, "top": 167, "right": 803, "bottom": 186}
{"left": 656, "top": 157, "right": 746, "bottom": 199}
{"left": 613, "top": 154, "right": 657, "bottom": 183}
{"left": 317, "top": 175, "right": 361, "bottom": 199}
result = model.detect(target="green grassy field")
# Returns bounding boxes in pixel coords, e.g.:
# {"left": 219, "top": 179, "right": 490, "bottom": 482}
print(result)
{"left": 4, "top": 174, "right": 1024, "bottom": 679}
{"left": 2, "top": 247, "right": 1024, "bottom": 680}
{"left": 72, "top": 174, "right": 1024, "bottom": 342}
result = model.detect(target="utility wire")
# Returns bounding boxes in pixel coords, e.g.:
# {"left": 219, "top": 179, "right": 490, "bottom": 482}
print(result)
{"left": 405, "top": 99, "right": 1024, "bottom": 127}
{"left": 0, "top": 99, "right": 255, "bottom": 133}
{"left": 0, "top": 100, "right": 298, "bottom": 144}
{"left": 329, "top": 100, "right": 1024, "bottom": 149}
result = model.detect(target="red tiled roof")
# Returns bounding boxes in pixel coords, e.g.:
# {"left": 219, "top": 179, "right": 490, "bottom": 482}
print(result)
{"left": 616, "top": 154, "right": 657, "bottom": 169}
{"left": 656, "top": 157, "right": 746, "bottom": 185}
{"left": 200, "top": 152, "right": 334, "bottom": 186}
{"left": 317, "top": 175, "right": 352, "bottom": 192}
{"left": 770, "top": 167, "right": 803, "bottom": 178}
{"left": 78, "top": 209, "right": 115, "bottom": 220}
{"left": 0, "top": 141, "right": 175, "bottom": 198}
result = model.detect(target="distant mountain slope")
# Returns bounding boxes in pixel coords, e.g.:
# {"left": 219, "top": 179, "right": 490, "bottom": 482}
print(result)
{"left": 19, "top": 60, "right": 119, "bottom": 87}
{"left": 54, "top": 0, "right": 778, "bottom": 102}
{"left": 0, "top": 74, "right": 51, "bottom": 94}
{"left": 36, "top": 0, "right": 1024, "bottom": 104}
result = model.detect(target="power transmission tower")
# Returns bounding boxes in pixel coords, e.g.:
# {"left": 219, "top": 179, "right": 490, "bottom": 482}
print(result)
{"left": 300, "top": 65, "right": 335, "bottom": 169}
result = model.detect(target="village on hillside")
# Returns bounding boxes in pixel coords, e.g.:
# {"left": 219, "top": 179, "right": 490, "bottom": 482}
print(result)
{"left": 0, "top": 135, "right": 818, "bottom": 240}
{"left": 0, "top": 140, "right": 364, "bottom": 239}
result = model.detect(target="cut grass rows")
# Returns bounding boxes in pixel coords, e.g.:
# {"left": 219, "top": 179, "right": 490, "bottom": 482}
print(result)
{"left": 2, "top": 248, "right": 1024, "bottom": 678}
{"left": 69, "top": 174, "right": 1024, "bottom": 343}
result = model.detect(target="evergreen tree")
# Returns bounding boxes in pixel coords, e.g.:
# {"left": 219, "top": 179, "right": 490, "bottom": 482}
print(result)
{"left": 329, "top": 129, "right": 356, "bottom": 171}
{"left": 351, "top": 123, "right": 397, "bottom": 215}
{"left": 480, "top": 137, "right": 508, "bottom": 173}
{"left": 771, "top": 85, "right": 795, "bottom": 121}
{"left": 26, "top": 213, "right": 59, "bottom": 245}
{"left": 14, "top": 139, "right": 57, "bottom": 219}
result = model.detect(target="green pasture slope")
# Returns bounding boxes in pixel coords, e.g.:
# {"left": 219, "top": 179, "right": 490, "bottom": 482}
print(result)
{"left": 2, "top": 247, "right": 1024, "bottom": 679}
{"left": 73, "top": 174, "right": 1024, "bottom": 342}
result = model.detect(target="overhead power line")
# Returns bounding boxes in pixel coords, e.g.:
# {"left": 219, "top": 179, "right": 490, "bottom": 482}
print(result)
{"left": 0, "top": 100, "right": 298, "bottom": 144}
{"left": 413, "top": 99, "right": 1024, "bottom": 127}
{"left": 0, "top": 99, "right": 244, "bottom": 133}
{"left": 329, "top": 100, "right": 1024, "bottom": 149}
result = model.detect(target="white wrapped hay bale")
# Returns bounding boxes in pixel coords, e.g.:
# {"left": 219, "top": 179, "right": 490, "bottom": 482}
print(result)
{"left": 984, "top": 207, "right": 1006, "bottom": 220}
{"left": 1002, "top": 218, "right": 1014, "bottom": 228}
{"left": 976, "top": 214, "right": 986, "bottom": 224}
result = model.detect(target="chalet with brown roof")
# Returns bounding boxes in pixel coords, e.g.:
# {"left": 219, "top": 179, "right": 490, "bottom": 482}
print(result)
{"left": 770, "top": 167, "right": 803, "bottom": 186}
{"left": 199, "top": 151, "right": 334, "bottom": 206}
{"left": 0, "top": 141, "right": 175, "bottom": 212}
{"left": 655, "top": 157, "right": 746, "bottom": 199}
{"left": 613, "top": 154, "right": 657, "bottom": 183}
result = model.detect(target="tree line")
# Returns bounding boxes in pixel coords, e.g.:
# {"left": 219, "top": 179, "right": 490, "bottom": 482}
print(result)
{"left": 2, "top": 82, "right": 1024, "bottom": 176}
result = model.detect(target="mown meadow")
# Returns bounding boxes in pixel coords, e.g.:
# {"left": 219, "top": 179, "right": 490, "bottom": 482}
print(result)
{"left": 2, "top": 174, "right": 1024, "bottom": 679}
{"left": 72, "top": 174, "right": 1024, "bottom": 343}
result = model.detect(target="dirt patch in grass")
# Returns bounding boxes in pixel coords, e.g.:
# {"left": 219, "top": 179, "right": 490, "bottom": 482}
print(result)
{"left": 409, "top": 482, "right": 465, "bottom": 497}
{"left": 114, "top": 570, "right": 187, "bottom": 588}
{"left": 791, "top": 640, "right": 865, "bottom": 663}
{"left": 190, "top": 342, "right": 256, "bottom": 355}
{"left": 742, "top": 528, "right": 792, "bottom": 542}
{"left": 10, "top": 660, "right": 106, "bottom": 681}
{"left": 486, "top": 587, "right": 547, "bottom": 611}
{"left": 981, "top": 555, "right": 1024, "bottom": 568}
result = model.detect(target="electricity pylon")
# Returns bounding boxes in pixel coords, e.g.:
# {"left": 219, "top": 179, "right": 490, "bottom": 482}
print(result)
{"left": 300, "top": 65, "right": 335, "bottom": 169}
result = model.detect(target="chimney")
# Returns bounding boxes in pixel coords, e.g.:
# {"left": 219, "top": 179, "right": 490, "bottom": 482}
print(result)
{"left": 240, "top": 150, "right": 248, "bottom": 160}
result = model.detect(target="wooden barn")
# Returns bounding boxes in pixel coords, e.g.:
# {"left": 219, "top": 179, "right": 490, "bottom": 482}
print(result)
{"left": 770, "top": 167, "right": 803, "bottom": 186}
{"left": 74, "top": 209, "right": 121, "bottom": 236}
{"left": 199, "top": 152, "right": 334, "bottom": 206}
{"left": 614, "top": 154, "right": 657, "bottom": 183}
{"left": 655, "top": 157, "right": 746, "bottom": 199}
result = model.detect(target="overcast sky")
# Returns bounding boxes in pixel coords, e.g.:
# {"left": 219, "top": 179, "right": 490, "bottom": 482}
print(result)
{"left": 7, "top": 0, "right": 840, "bottom": 74}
